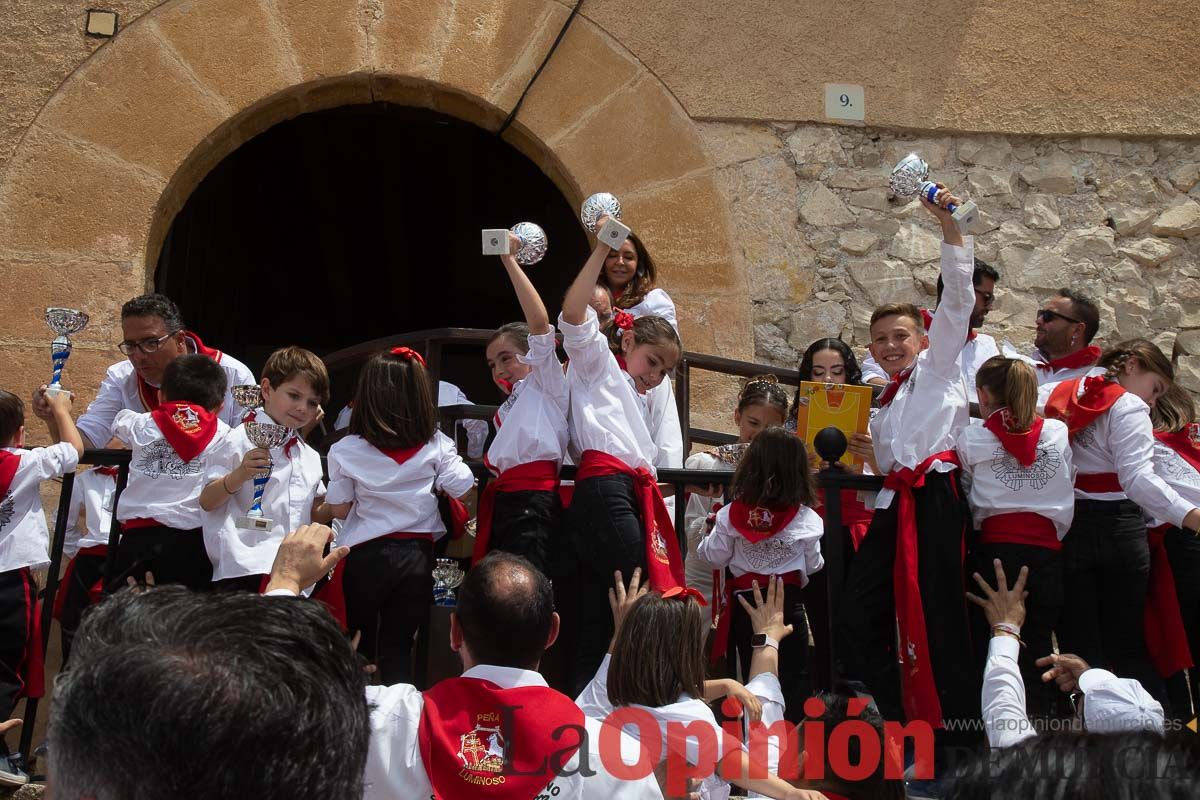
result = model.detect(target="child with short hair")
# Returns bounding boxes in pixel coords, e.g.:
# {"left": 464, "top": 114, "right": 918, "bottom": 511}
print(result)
{"left": 111, "top": 354, "right": 230, "bottom": 590}
{"left": 320, "top": 348, "right": 476, "bottom": 684}
{"left": 473, "top": 235, "right": 569, "bottom": 574}
{"left": 698, "top": 426, "right": 824, "bottom": 722}
{"left": 958, "top": 356, "right": 1074, "bottom": 717}
{"left": 200, "top": 346, "right": 332, "bottom": 591}
{"left": 0, "top": 388, "right": 83, "bottom": 785}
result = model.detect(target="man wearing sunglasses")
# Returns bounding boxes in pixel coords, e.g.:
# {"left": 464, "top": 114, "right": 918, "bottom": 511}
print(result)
{"left": 31, "top": 294, "right": 253, "bottom": 449}
{"left": 1004, "top": 288, "right": 1102, "bottom": 387}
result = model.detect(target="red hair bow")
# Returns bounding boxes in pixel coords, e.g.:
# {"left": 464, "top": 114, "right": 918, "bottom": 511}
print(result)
{"left": 389, "top": 346, "right": 426, "bottom": 367}
{"left": 661, "top": 586, "right": 708, "bottom": 606}
{"left": 613, "top": 309, "right": 635, "bottom": 331}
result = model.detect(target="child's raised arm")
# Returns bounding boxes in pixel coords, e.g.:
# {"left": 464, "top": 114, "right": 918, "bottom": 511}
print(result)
{"left": 46, "top": 391, "right": 84, "bottom": 460}
{"left": 562, "top": 238, "right": 615, "bottom": 325}
{"left": 501, "top": 233, "right": 551, "bottom": 336}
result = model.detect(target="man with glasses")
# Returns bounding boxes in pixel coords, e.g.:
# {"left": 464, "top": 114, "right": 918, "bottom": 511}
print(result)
{"left": 1004, "top": 287, "right": 1102, "bottom": 387}
{"left": 862, "top": 260, "right": 1002, "bottom": 402}
{"left": 32, "top": 294, "right": 253, "bottom": 449}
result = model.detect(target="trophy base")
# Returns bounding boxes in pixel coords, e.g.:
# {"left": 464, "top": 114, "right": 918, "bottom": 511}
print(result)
{"left": 236, "top": 515, "right": 273, "bottom": 532}
{"left": 952, "top": 200, "right": 980, "bottom": 233}
{"left": 45, "top": 385, "right": 69, "bottom": 398}
{"left": 597, "top": 217, "right": 631, "bottom": 248}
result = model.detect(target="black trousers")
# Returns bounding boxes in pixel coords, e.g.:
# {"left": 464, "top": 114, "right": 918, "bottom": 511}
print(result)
{"left": 212, "top": 574, "right": 266, "bottom": 593}
{"left": 0, "top": 568, "right": 36, "bottom": 756}
{"left": 59, "top": 552, "right": 108, "bottom": 663}
{"left": 1164, "top": 526, "right": 1200, "bottom": 720}
{"left": 110, "top": 526, "right": 213, "bottom": 591}
{"left": 1058, "top": 500, "right": 1165, "bottom": 703}
{"left": 729, "top": 580, "right": 809, "bottom": 723}
{"left": 489, "top": 488, "right": 562, "bottom": 575}
{"left": 343, "top": 537, "right": 432, "bottom": 686}
{"left": 838, "top": 471, "right": 980, "bottom": 728}
{"left": 802, "top": 522, "right": 856, "bottom": 692}
{"left": 969, "top": 541, "right": 1064, "bottom": 719}
{"left": 567, "top": 474, "right": 645, "bottom": 696}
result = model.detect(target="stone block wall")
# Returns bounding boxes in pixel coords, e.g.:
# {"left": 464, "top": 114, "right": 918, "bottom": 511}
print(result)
{"left": 700, "top": 122, "right": 1200, "bottom": 390}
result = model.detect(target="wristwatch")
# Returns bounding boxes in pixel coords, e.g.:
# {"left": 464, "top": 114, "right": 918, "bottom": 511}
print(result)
{"left": 750, "top": 633, "right": 779, "bottom": 651}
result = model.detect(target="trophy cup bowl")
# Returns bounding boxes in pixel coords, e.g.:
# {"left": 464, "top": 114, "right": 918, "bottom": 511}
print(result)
{"left": 231, "top": 384, "right": 264, "bottom": 412}
{"left": 510, "top": 222, "right": 548, "bottom": 266}
{"left": 44, "top": 307, "right": 90, "bottom": 397}
{"left": 888, "top": 153, "right": 979, "bottom": 233}
{"left": 580, "top": 192, "right": 622, "bottom": 233}
{"left": 235, "top": 421, "right": 291, "bottom": 532}
{"left": 432, "top": 557, "right": 467, "bottom": 607}
{"left": 713, "top": 442, "right": 750, "bottom": 466}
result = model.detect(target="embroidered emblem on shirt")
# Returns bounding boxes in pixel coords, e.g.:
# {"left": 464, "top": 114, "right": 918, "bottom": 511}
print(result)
{"left": 172, "top": 405, "right": 202, "bottom": 434}
{"left": 743, "top": 535, "right": 794, "bottom": 571}
{"left": 0, "top": 493, "right": 13, "bottom": 532}
{"left": 458, "top": 719, "right": 506, "bottom": 779}
{"left": 136, "top": 439, "right": 203, "bottom": 480}
{"left": 990, "top": 444, "right": 1062, "bottom": 491}
{"left": 747, "top": 506, "right": 774, "bottom": 531}
{"left": 1154, "top": 445, "right": 1200, "bottom": 487}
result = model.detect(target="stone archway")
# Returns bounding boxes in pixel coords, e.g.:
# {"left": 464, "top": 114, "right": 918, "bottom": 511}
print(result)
{"left": 0, "top": 0, "right": 749, "bottom": 408}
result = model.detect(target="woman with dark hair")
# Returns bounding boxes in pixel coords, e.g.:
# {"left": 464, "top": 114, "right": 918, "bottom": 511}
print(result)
{"left": 599, "top": 231, "right": 677, "bottom": 331}
{"left": 786, "top": 337, "right": 865, "bottom": 431}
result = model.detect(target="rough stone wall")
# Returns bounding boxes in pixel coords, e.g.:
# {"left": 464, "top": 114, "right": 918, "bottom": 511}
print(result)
{"left": 700, "top": 122, "right": 1200, "bottom": 390}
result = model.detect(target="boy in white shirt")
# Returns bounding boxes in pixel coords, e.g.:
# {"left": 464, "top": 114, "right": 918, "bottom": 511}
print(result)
{"left": 0, "top": 388, "right": 83, "bottom": 785}
{"left": 201, "top": 347, "right": 332, "bottom": 591}
{"left": 111, "top": 354, "right": 230, "bottom": 590}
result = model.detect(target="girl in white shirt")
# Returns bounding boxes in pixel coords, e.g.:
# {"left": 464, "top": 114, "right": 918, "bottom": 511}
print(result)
{"left": 698, "top": 426, "right": 824, "bottom": 723}
{"left": 320, "top": 348, "right": 476, "bottom": 684}
{"left": 475, "top": 235, "right": 570, "bottom": 574}
{"left": 1043, "top": 338, "right": 1200, "bottom": 703}
{"left": 957, "top": 356, "right": 1074, "bottom": 718}
{"left": 599, "top": 231, "right": 678, "bottom": 331}
{"left": 559, "top": 234, "right": 685, "bottom": 695}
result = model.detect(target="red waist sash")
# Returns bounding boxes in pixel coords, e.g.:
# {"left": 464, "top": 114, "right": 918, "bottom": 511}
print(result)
{"left": 980, "top": 512, "right": 1061, "bottom": 551}
{"left": 1145, "top": 524, "right": 1193, "bottom": 677}
{"left": 711, "top": 570, "right": 803, "bottom": 661}
{"left": 1075, "top": 472, "right": 1122, "bottom": 493}
{"left": 472, "top": 460, "right": 559, "bottom": 565}
{"left": 122, "top": 518, "right": 164, "bottom": 531}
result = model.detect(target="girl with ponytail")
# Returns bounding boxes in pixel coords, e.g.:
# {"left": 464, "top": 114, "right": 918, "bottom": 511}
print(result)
{"left": 957, "top": 356, "right": 1075, "bottom": 717}
{"left": 1041, "top": 338, "right": 1200, "bottom": 703}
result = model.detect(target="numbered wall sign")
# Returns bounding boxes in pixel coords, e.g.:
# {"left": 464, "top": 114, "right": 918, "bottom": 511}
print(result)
{"left": 824, "top": 83, "right": 865, "bottom": 122}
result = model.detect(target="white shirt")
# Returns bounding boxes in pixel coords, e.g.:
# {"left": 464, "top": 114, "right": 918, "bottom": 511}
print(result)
{"left": 1005, "top": 344, "right": 1099, "bottom": 387}
{"left": 0, "top": 443, "right": 79, "bottom": 572}
{"left": 334, "top": 381, "right": 489, "bottom": 460}
{"left": 746, "top": 672, "right": 788, "bottom": 800}
{"left": 980, "top": 635, "right": 1039, "bottom": 749}
{"left": 485, "top": 330, "right": 569, "bottom": 475}
{"left": 682, "top": 452, "right": 725, "bottom": 598}
{"left": 76, "top": 339, "right": 253, "bottom": 449}
{"left": 647, "top": 379, "right": 684, "bottom": 470}
{"left": 363, "top": 663, "right": 663, "bottom": 800}
{"left": 560, "top": 308, "right": 659, "bottom": 474}
{"left": 112, "top": 409, "right": 230, "bottom": 531}
{"left": 326, "top": 432, "right": 475, "bottom": 548}
{"left": 576, "top": 654, "right": 730, "bottom": 800}
{"left": 61, "top": 466, "right": 117, "bottom": 558}
{"left": 1147, "top": 440, "right": 1200, "bottom": 528}
{"left": 864, "top": 330, "right": 999, "bottom": 403}
{"left": 625, "top": 288, "right": 678, "bottom": 333}
{"left": 956, "top": 417, "right": 1075, "bottom": 539}
{"left": 202, "top": 409, "right": 326, "bottom": 580}
{"left": 870, "top": 240, "right": 975, "bottom": 508}
{"left": 697, "top": 504, "right": 824, "bottom": 584}
{"left": 1040, "top": 371, "right": 1195, "bottom": 528}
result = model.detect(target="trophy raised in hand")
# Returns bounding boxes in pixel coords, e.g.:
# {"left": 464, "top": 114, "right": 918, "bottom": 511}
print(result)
{"left": 231, "top": 384, "right": 290, "bottom": 532}
{"left": 45, "top": 308, "right": 90, "bottom": 398}
{"left": 889, "top": 153, "right": 980, "bottom": 233}
{"left": 581, "top": 192, "right": 632, "bottom": 249}
{"left": 432, "top": 557, "right": 466, "bottom": 607}
{"left": 481, "top": 222, "right": 548, "bottom": 266}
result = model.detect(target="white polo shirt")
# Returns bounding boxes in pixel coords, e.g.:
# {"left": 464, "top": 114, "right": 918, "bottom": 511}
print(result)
{"left": 0, "top": 443, "right": 80, "bottom": 572}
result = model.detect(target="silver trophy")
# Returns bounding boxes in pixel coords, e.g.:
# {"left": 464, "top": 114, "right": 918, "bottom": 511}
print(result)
{"left": 45, "top": 308, "right": 90, "bottom": 398}
{"left": 713, "top": 442, "right": 750, "bottom": 466}
{"left": 432, "top": 558, "right": 466, "bottom": 607}
{"left": 581, "top": 192, "right": 622, "bottom": 233}
{"left": 889, "top": 153, "right": 980, "bottom": 233}
{"left": 510, "top": 222, "right": 548, "bottom": 266}
{"left": 230, "top": 384, "right": 290, "bottom": 532}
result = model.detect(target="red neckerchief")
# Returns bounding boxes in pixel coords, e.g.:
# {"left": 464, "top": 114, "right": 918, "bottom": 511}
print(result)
{"left": 93, "top": 465, "right": 119, "bottom": 477}
{"left": 150, "top": 401, "right": 218, "bottom": 463}
{"left": 1155, "top": 425, "right": 1200, "bottom": 474}
{"left": 727, "top": 499, "right": 800, "bottom": 544}
{"left": 877, "top": 365, "right": 914, "bottom": 408}
{"left": 243, "top": 409, "right": 300, "bottom": 457}
{"left": 983, "top": 409, "right": 1045, "bottom": 467}
{"left": 883, "top": 449, "right": 963, "bottom": 730}
{"left": 378, "top": 443, "right": 425, "bottom": 465}
{"left": 1045, "top": 375, "right": 1125, "bottom": 439}
{"left": 921, "top": 308, "right": 977, "bottom": 343}
{"left": 1037, "top": 345, "right": 1101, "bottom": 372}
{"left": 575, "top": 450, "right": 684, "bottom": 590}
{"left": 135, "top": 330, "right": 223, "bottom": 413}
{"left": 417, "top": 677, "right": 584, "bottom": 800}
{"left": 0, "top": 450, "right": 20, "bottom": 500}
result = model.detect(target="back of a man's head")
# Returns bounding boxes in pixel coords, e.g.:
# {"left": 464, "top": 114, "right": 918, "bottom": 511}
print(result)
{"left": 796, "top": 692, "right": 905, "bottom": 800}
{"left": 49, "top": 587, "right": 369, "bottom": 800}
{"left": 455, "top": 552, "right": 554, "bottom": 670}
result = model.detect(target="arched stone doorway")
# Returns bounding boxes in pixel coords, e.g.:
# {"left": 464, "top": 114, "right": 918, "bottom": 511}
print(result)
{"left": 0, "top": 0, "right": 750, "bottom": 409}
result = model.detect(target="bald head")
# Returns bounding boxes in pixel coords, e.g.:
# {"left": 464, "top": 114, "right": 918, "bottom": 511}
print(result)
{"left": 455, "top": 553, "right": 555, "bottom": 669}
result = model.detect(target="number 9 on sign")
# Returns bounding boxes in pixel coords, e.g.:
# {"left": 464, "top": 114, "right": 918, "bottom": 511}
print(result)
{"left": 824, "top": 83, "right": 864, "bottom": 122}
